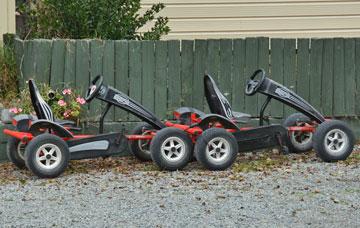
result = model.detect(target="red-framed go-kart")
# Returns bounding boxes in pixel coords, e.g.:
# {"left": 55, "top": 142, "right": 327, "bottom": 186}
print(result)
{"left": 3, "top": 69, "right": 355, "bottom": 178}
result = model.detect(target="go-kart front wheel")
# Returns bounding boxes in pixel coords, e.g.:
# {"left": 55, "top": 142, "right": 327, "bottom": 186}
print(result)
{"left": 150, "top": 127, "right": 193, "bottom": 171}
{"left": 129, "top": 122, "right": 154, "bottom": 161}
{"left": 283, "top": 113, "right": 313, "bottom": 153}
{"left": 25, "top": 134, "right": 70, "bottom": 178}
{"left": 194, "top": 128, "right": 238, "bottom": 171}
{"left": 313, "top": 120, "right": 354, "bottom": 162}
{"left": 7, "top": 137, "right": 27, "bottom": 169}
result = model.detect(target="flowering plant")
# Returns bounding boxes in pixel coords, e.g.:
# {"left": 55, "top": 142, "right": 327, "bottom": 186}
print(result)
{"left": 7, "top": 82, "right": 87, "bottom": 121}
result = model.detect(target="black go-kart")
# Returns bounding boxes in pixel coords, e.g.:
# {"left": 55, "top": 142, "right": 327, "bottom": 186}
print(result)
{"left": 3, "top": 70, "right": 355, "bottom": 178}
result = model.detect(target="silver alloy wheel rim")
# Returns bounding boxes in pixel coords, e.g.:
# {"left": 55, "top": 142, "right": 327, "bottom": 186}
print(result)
{"left": 290, "top": 123, "right": 312, "bottom": 147}
{"left": 35, "top": 143, "right": 62, "bottom": 170}
{"left": 160, "top": 137, "right": 186, "bottom": 162}
{"left": 17, "top": 141, "right": 26, "bottom": 160}
{"left": 138, "top": 131, "right": 151, "bottom": 155}
{"left": 206, "top": 137, "right": 230, "bottom": 164}
{"left": 324, "top": 129, "right": 348, "bottom": 155}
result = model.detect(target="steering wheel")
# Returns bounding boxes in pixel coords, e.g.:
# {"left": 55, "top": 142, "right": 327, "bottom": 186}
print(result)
{"left": 85, "top": 75, "right": 104, "bottom": 102}
{"left": 245, "top": 69, "right": 266, "bottom": 96}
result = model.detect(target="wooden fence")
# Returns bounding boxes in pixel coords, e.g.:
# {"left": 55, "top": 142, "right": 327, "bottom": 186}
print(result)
{"left": 13, "top": 38, "right": 360, "bottom": 122}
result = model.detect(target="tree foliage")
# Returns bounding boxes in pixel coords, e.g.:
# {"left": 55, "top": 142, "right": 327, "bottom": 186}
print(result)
{"left": 20, "top": 0, "right": 170, "bottom": 40}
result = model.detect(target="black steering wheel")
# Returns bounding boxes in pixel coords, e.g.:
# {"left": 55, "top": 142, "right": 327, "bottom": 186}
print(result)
{"left": 245, "top": 69, "right": 266, "bottom": 96}
{"left": 85, "top": 75, "right": 104, "bottom": 102}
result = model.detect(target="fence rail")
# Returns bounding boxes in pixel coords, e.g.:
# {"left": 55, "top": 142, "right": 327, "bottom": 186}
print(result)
{"left": 13, "top": 38, "right": 360, "bottom": 122}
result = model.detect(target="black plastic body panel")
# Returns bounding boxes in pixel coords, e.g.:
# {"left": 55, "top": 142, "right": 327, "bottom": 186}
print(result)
{"left": 233, "top": 124, "right": 289, "bottom": 152}
{"left": 29, "top": 120, "right": 73, "bottom": 138}
{"left": 67, "top": 132, "right": 127, "bottom": 160}
{"left": 198, "top": 114, "right": 240, "bottom": 130}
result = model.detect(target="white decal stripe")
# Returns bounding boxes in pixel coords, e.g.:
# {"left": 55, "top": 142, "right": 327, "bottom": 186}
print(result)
{"left": 69, "top": 140, "right": 110, "bottom": 153}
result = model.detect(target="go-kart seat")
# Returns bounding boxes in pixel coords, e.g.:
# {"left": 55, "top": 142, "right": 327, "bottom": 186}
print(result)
{"left": 28, "top": 79, "right": 80, "bottom": 130}
{"left": 204, "top": 74, "right": 251, "bottom": 123}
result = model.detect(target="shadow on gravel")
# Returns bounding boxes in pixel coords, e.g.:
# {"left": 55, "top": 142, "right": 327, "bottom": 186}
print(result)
{"left": 0, "top": 148, "right": 359, "bottom": 185}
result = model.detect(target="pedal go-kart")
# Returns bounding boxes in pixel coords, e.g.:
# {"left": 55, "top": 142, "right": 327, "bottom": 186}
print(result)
{"left": 4, "top": 69, "right": 355, "bottom": 178}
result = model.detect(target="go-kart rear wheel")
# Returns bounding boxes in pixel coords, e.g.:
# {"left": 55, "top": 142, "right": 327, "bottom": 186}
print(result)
{"left": 313, "top": 120, "right": 354, "bottom": 162}
{"left": 150, "top": 127, "right": 192, "bottom": 171}
{"left": 25, "top": 134, "right": 70, "bottom": 178}
{"left": 283, "top": 113, "right": 313, "bottom": 153}
{"left": 129, "top": 122, "right": 154, "bottom": 161}
{"left": 194, "top": 128, "right": 238, "bottom": 171}
{"left": 6, "top": 137, "right": 26, "bottom": 169}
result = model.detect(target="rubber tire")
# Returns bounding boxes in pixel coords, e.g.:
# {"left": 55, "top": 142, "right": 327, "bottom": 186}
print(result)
{"left": 6, "top": 137, "right": 26, "bottom": 169}
{"left": 283, "top": 113, "right": 313, "bottom": 153}
{"left": 194, "top": 128, "right": 238, "bottom": 171}
{"left": 24, "top": 134, "right": 70, "bottom": 178}
{"left": 129, "top": 122, "right": 154, "bottom": 161}
{"left": 313, "top": 120, "right": 354, "bottom": 162}
{"left": 150, "top": 127, "right": 193, "bottom": 171}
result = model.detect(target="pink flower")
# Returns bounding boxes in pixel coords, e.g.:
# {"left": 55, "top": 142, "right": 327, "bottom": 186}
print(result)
{"left": 9, "top": 107, "right": 22, "bottom": 114}
{"left": 76, "top": 97, "right": 86, "bottom": 105}
{"left": 62, "top": 88, "right": 72, "bottom": 95}
{"left": 63, "top": 110, "right": 71, "bottom": 118}
{"left": 58, "top": 100, "right": 67, "bottom": 107}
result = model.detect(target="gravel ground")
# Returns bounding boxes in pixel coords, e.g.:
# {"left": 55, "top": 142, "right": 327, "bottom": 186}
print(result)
{"left": 0, "top": 151, "right": 359, "bottom": 228}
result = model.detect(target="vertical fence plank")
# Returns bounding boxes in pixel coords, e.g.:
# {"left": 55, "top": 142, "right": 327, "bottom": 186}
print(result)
{"left": 321, "top": 39, "right": 334, "bottom": 116}
{"left": 168, "top": 40, "right": 181, "bottom": 117}
{"left": 206, "top": 39, "right": 220, "bottom": 113}
{"left": 22, "top": 40, "right": 35, "bottom": 82}
{"left": 180, "top": 40, "right": 194, "bottom": 107}
{"left": 297, "top": 39, "right": 310, "bottom": 101}
{"left": 270, "top": 39, "right": 284, "bottom": 118}
{"left": 64, "top": 40, "right": 76, "bottom": 87}
{"left": 333, "top": 38, "right": 345, "bottom": 116}
{"left": 142, "top": 41, "right": 155, "bottom": 113}
{"left": 103, "top": 40, "right": 115, "bottom": 121}
{"left": 154, "top": 41, "right": 168, "bottom": 119}
{"left": 114, "top": 41, "right": 129, "bottom": 121}
{"left": 244, "top": 38, "right": 259, "bottom": 116}
{"left": 14, "top": 39, "right": 24, "bottom": 88}
{"left": 356, "top": 38, "right": 360, "bottom": 116}
{"left": 219, "top": 39, "right": 233, "bottom": 105}
{"left": 344, "top": 39, "right": 356, "bottom": 116}
{"left": 50, "top": 40, "right": 65, "bottom": 88}
{"left": 193, "top": 40, "right": 207, "bottom": 111}
{"left": 89, "top": 40, "right": 103, "bottom": 120}
{"left": 232, "top": 39, "right": 245, "bottom": 112}
{"left": 257, "top": 37, "right": 270, "bottom": 116}
{"left": 309, "top": 39, "right": 323, "bottom": 111}
{"left": 129, "top": 41, "right": 143, "bottom": 121}
{"left": 34, "top": 40, "right": 52, "bottom": 84}
{"left": 283, "top": 39, "right": 297, "bottom": 117}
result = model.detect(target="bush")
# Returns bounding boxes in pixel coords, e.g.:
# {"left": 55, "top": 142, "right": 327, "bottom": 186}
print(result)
{"left": 20, "top": 0, "right": 170, "bottom": 40}
{"left": 7, "top": 84, "right": 86, "bottom": 121}
{"left": 0, "top": 45, "right": 18, "bottom": 100}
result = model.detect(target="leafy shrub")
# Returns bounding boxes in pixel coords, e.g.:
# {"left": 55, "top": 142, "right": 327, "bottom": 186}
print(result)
{"left": 8, "top": 83, "right": 86, "bottom": 121}
{"left": 0, "top": 45, "right": 18, "bottom": 100}
{"left": 19, "top": 0, "right": 170, "bottom": 40}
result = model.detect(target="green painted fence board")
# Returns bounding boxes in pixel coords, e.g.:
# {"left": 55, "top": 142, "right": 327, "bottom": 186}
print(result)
{"left": 283, "top": 39, "right": 296, "bottom": 117}
{"left": 193, "top": 40, "right": 207, "bottom": 111}
{"left": 206, "top": 39, "right": 220, "bottom": 113}
{"left": 22, "top": 40, "right": 35, "bottom": 82}
{"left": 129, "top": 41, "right": 143, "bottom": 121}
{"left": 114, "top": 41, "right": 129, "bottom": 121}
{"left": 141, "top": 41, "right": 155, "bottom": 114}
{"left": 270, "top": 39, "right": 284, "bottom": 118}
{"left": 167, "top": 40, "right": 181, "bottom": 117}
{"left": 309, "top": 39, "right": 323, "bottom": 112}
{"left": 89, "top": 40, "right": 104, "bottom": 120}
{"left": 50, "top": 40, "right": 65, "bottom": 88}
{"left": 321, "top": 39, "right": 334, "bottom": 116}
{"left": 244, "top": 38, "right": 259, "bottom": 116}
{"left": 34, "top": 40, "right": 52, "bottom": 84}
{"left": 333, "top": 38, "right": 345, "bottom": 116}
{"left": 219, "top": 39, "right": 233, "bottom": 105}
{"left": 103, "top": 40, "right": 115, "bottom": 121}
{"left": 63, "top": 40, "right": 76, "bottom": 87}
{"left": 180, "top": 40, "right": 194, "bottom": 107}
{"left": 154, "top": 41, "right": 168, "bottom": 119}
{"left": 232, "top": 39, "right": 245, "bottom": 112}
{"left": 257, "top": 37, "right": 270, "bottom": 116}
{"left": 14, "top": 39, "right": 24, "bottom": 88}
{"left": 297, "top": 39, "right": 310, "bottom": 101}
{"left": 344, "top": 39, "right": 356, "bottom": 116}
{"left": 356, "top": 38, "right": 360, "bottom": 116}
